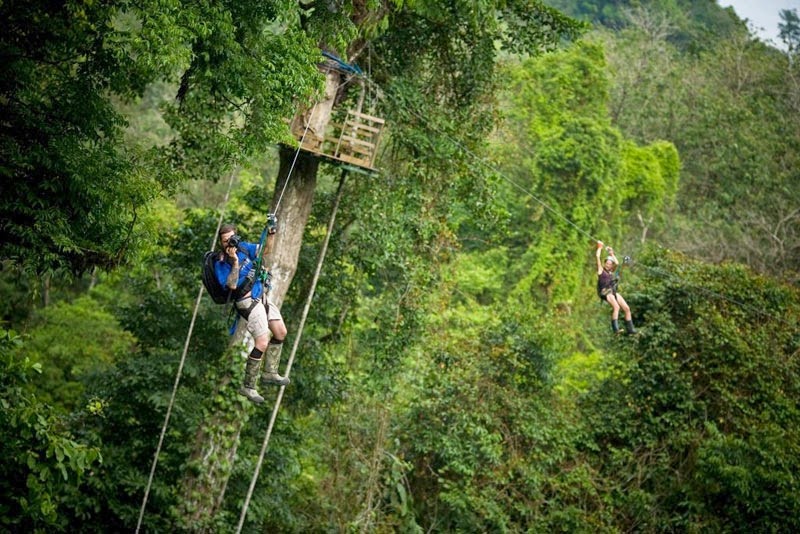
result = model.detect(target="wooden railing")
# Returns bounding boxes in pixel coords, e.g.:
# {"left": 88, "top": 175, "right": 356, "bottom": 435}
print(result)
{"left": 291, "top": 109, "right": 384, "bottom": 170}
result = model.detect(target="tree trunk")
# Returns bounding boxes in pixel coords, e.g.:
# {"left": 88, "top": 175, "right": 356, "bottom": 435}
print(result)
{"left": 176, "top": 368, "right": 251, "bottom": 532}
{"left": 268, "top": 147, "right": 320, "bottom": 307}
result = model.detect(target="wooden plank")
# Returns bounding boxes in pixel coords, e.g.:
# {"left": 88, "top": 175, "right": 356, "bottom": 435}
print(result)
{"left": 301, "top": 141, "right": 324, "bottom": 152}
{"left": 369, "top": 128, "right": 384, "bottom": 167}
{"left": 339, "top": 145, "right": 373, "bottom": 157}
{"left": 343, "top": 137, "right": 377, "bottom": 148}
{"left": 338, "top": 145, "right": 374, "bottom": 158}
{"left": 288, "top": 109, "right": 384, "bottom": 170}
{"left": 295, "top": 144, "right": 376, "bottom": 170}
{"left": 342, "top": 120, "right": 382, "bottom": 134}
{"left": 348, "top": 110, "right": 385, "bottom": 124}
{"left": 337, "top": 152, "right": 370, "bottom": 166}
{"left": 336, "top": 139, "right": 373, "bottom": 155}
{"left": 332, "top": 119, "right": 383, "bottom": 134}
{"left": 298, "top": 145, "right": 324, "bottom": 157}
{"left": 339, "top": 134, "right": 375, "bottom": 148}
{"left": 311, "top": 150, "right": 374, "bottom": 170}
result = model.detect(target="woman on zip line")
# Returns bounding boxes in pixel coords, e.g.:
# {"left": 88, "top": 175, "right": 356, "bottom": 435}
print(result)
{"left": 596, "top": 241, "right": 637, "bottom": 335}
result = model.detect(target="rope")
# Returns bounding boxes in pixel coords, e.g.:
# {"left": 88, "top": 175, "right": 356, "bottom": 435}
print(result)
{"left": 636, "top": 262, "right": 796, "bottom": 327}
{"left": 273, "top": 100, "right": 317, "bottom": 214}
{"left": 360, "top": 76, "right": 600, "bottom": 245}
{"left": 256, "top": 67, "right": 353, "bottom": 293}
{"left": 235, "top": 168, "right": 349, "bottom": 533}
{"left": 234, "top": 68, "right": 369, "bottom": 530}
{"left": 136, "top": 91, "right": 322, "bottom": 526}
{"left": 135, "top": 168, "right": 239, "bottom": 533}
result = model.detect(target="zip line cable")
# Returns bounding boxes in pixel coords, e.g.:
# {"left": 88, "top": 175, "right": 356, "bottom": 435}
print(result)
{"left": 273, "top": 99, "right": 319, "bottom": 213}
{"left": 635, "top": 262, "right": 797, "bottom": 328}
{"left": 259, "top": 64, "right": 360, "bottom": 267}
{"left": 135, "top": 168, "right": 239, "bottom": 533}
{"left": 361, "top": 76, "right": 601, "bottom": 246}
{"left": 235, "top": 67, "right": 370, "bottom": 530}
{"left": 252, "top": 95, "right": 321, "bottom": 275}
{"left": 235, "top": 169, "right": 349, "bottom": 533}
{"left": 257, "top": 65, "right": 365, "bottom": 288}
{"left": 359, "top": 74, "right": 796, "bottom": 327}
{"left": 254, "top": 62, "right": 365, "bottom": 278}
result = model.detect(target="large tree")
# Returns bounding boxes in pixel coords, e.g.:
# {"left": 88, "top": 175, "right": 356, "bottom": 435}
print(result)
{"left": 174, "top": 0, "right": 584, "bottom": 529}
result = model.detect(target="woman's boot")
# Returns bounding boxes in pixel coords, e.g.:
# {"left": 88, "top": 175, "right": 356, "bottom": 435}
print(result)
{"left": 625, "top": 320, "right": 637, "bottom": 336}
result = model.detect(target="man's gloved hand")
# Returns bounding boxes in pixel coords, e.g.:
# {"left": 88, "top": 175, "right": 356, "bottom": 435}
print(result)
{"left": 267, "top": 213, "right": 278, "bottom": 235}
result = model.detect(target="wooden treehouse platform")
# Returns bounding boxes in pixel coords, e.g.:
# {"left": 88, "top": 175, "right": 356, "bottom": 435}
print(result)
{"left": 290, "top": 109, "right": 385, "bottom": 172}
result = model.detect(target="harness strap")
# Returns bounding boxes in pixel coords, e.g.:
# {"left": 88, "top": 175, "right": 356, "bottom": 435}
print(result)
{"left": 234, "top": 297, "right": 262, "bottom": 320}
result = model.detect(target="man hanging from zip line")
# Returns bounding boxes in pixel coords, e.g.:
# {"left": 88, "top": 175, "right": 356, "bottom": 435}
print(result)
{"left": 215, "top": 215, "right": 290, "bottom": 404}
{"left": 595, "top": 241, "right": 637, "bottom": 336}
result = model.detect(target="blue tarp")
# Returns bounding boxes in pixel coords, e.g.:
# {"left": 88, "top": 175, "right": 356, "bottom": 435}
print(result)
{"left": 321, "top": 50, "right": 363, "bottom": 76}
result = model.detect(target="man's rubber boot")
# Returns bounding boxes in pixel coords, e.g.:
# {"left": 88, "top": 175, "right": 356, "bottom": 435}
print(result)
{"left": 239, "top": 357, "right": 265, "bottom": 404}
{"left": 261, "top": 343, "right": 290, "bottom": 386}
{"left": 625, "top": 320, "right": 638, "bottom": 336}
{"left": 611, "top": 319, "right": 621, "bottom": 334}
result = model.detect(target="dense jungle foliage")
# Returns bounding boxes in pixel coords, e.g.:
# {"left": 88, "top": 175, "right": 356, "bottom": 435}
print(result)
{"left": 1, "top": 0, "right": 798, "bottom": 532}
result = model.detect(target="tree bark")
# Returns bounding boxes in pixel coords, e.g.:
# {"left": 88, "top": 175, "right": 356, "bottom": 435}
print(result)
{"left": 268, "top": 147, "right": 321, "bottom": 307}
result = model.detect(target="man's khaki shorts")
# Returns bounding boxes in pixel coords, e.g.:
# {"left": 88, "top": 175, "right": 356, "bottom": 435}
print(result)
{"left": 235, "top": 297, "right": 283, "bottom": 339}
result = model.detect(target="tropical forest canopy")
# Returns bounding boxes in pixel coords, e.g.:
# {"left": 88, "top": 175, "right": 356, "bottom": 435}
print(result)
{"left": 1, "top": 0, "right": 799, "bottom": 531}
